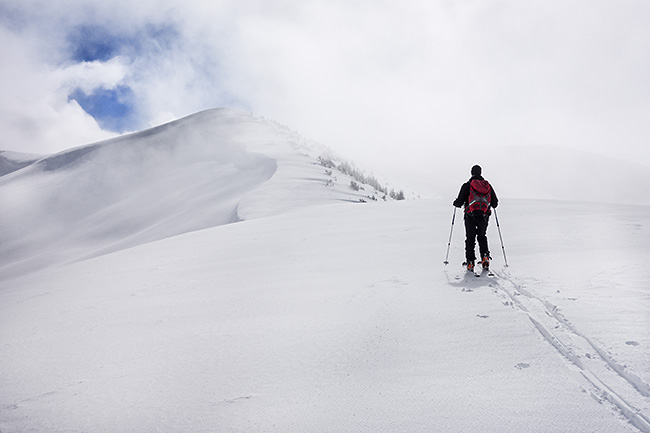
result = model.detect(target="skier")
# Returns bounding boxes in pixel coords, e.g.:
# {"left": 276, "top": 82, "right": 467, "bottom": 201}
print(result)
{"left": 453, "top": 165, "right": 499, "bottom": 271}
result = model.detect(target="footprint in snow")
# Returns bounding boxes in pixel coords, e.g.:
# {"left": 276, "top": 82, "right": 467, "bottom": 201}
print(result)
{"left": 476, "top": 314, "right": 489, "bottom": 319}
{"left": 626, "top": 341, "right": 640, "bottom": 346}
{"left": 515, "top": 363, "right": 531, "bottom": 370}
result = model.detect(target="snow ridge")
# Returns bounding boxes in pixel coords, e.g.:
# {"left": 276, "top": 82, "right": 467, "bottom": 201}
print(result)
{"left": 0, "top": 108, "right": 405, "bottom": 281}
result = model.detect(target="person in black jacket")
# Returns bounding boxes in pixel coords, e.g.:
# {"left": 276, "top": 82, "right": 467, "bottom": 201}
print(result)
{"left": 453, "top": 165, "right": 498, "bottom": 271}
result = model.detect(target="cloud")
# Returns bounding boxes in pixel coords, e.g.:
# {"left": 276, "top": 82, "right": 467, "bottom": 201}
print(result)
{"left": 188, "top": 0, "right": 650, "bottom": 171}
{"left": 0, "top": 1, "right": 192, "bottom": 153}
{"left": 0, "top": 23, "right": 116, "bottom": 154}
{"left": 0, "top": 0, "right": 649, "bottom": 176}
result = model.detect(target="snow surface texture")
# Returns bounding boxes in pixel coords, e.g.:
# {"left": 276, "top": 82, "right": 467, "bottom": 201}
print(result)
{"left": 1, "top": 108, "right": 649, "bottom": 432}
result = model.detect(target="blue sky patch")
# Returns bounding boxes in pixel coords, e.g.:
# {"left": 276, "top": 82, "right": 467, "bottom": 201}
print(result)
{"left": 69, "top": 85, "right": 137, "bottom": 132}
{"left": 65, "top": 23, "right": 181, "bottom": 132}
{"left": 67, "top": 23, "right": 179, "bottom": 62}
{"left": 68, "top": 26, "right": 127, "bottom": 62}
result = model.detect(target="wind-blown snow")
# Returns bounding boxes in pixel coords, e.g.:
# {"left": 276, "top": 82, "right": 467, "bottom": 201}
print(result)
{"left": 1, "top": 109, "right": 649, "bottom": 432}
{"left": 0, "top": 108, "right": 376, "bottom": 281}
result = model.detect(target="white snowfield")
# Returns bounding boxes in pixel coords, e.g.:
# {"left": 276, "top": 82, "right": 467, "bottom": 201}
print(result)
{"left": 1, "top": 108, "right": 649, "bottom": 432}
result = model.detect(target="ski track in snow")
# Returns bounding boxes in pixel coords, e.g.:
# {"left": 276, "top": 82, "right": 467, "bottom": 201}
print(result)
{"left": 488, "top": 269, "right": 650, "bottom": 433}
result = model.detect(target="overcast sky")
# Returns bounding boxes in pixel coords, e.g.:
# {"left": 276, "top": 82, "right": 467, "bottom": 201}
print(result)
{"left": 1, "top": 0, "right": 649, "bottom": 174}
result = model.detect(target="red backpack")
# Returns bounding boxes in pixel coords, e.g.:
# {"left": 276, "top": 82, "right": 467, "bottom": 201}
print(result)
{"left": 467, "top": 179, "right": 492, "bottom": 214}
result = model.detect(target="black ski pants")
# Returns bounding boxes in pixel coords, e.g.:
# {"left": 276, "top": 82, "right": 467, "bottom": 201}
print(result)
{"left": 464, "top": 211, "right": 490, "bottom": 262}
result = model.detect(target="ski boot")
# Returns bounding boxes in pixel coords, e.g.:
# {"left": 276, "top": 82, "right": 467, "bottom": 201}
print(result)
{"left": 463, "top": 260, "right": 475, "bottom": 272}
{"left": 481, "top": 255, "right": 491, "bottom": 270}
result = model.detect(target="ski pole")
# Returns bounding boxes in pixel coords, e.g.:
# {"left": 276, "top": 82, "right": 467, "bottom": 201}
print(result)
{"left": 443, "top": 207, "right": 457, "bottom": 265}
{"left": 493, "top": 208, "right": 509, "bottom": 267}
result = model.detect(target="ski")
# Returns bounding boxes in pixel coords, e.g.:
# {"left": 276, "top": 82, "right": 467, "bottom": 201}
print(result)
{"left": 469, "top": 269, "right": 494, "bottom": 278}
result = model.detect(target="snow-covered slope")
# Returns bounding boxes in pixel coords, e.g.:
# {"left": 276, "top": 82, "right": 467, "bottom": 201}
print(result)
{"left": 1, "top": 199, "right": 649, "bottom": 432}
{"left": 0, "top": 108, "right": 388, "bottom": 281}
{"left": 1, "top": 108, "right": 649, "bottom": 432}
